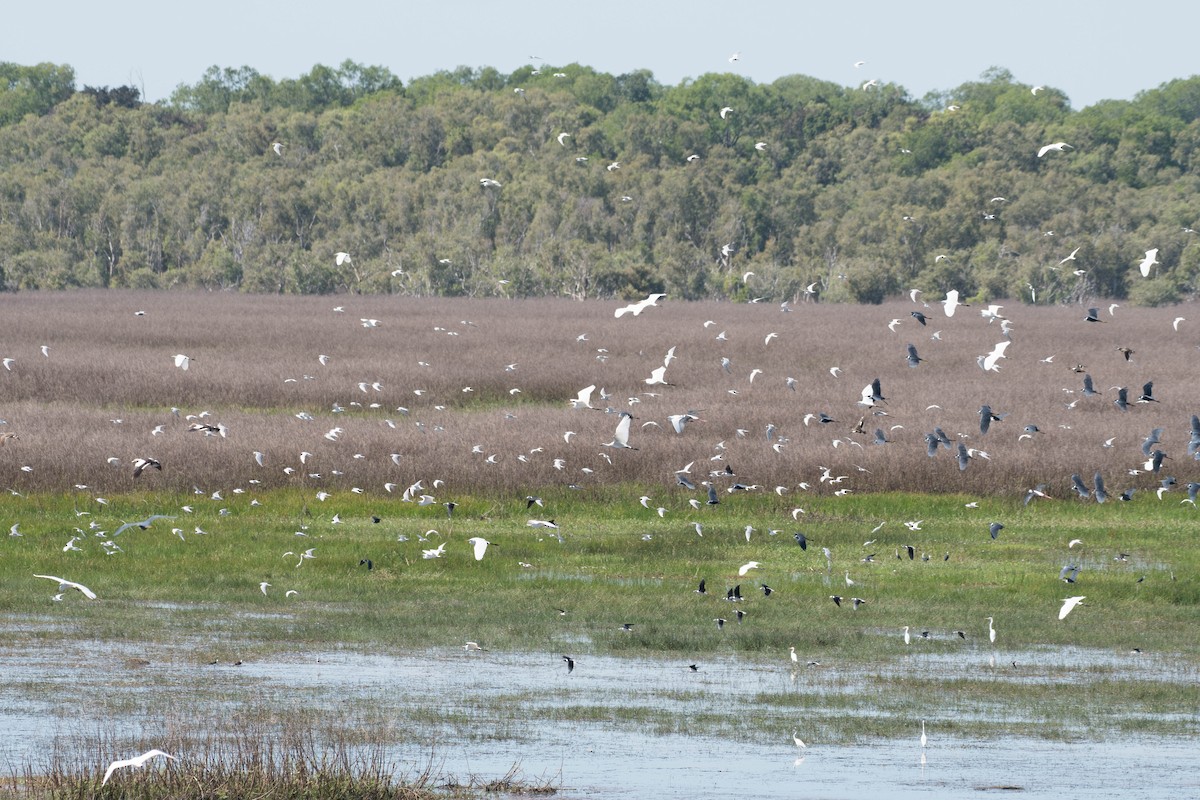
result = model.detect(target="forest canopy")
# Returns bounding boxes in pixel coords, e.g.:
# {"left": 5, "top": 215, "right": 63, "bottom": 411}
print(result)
{"left": 1, "top": 59, "right": 1199, "bottom": 305}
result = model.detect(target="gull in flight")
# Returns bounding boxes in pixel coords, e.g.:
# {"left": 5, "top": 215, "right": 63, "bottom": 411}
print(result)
{"left": 34, "top": 574, "right": 97, "bottom": 599}
{"left": 720, "top": 106, "right": 733, "bottom": 119}
{"left": 173, "top": 354, "right": 193, "bottom": 370}
{"left": 335, "top": 252, "right": 352, "bottom": 266}
{"left": 271, "top": 141, "right": 284, "bottom": 155}
{"left": 556, "top": 132, "right": 571, "bottom": 145}
{"left": 102, "top": 749, "right": 176, "bottom": 786}
{"left": 1037, "top": 142, "right": 1073, "bottom": 158}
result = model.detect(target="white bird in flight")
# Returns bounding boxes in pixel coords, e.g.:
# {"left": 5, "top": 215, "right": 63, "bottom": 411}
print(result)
{"left": 1138, "top": 248, "right": 1159, "bottom": 277}
{"left": 102, "top": 749, "right": 176, "bottom": 786}
{"left": 33, "top": 574, "right": 96, "bottom": 599}
{"left": 334, "top": 252, "right": 352, "bottom": 266}
{"left": 1059, "top": 596, "right": 1086, "bottom": 620}
{"left": 173, "top": 354, "right": 192, "bottom": 370}
{"left": 614, "top": 293, "right": 666, "bottom": 318}
{"left": 467, "top": 537, "right": 493, "bottom": 561}
{"left": 1037, "top": 142, "right": 1073, "bottom": 158}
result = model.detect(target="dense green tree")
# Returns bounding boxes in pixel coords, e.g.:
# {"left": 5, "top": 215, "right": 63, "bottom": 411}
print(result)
{"left": 0, "top": 61, "right": 1197, "bottom": 303}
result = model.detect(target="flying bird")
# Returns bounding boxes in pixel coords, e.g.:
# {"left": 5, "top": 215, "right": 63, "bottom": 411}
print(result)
{"left": 1132, "top": 246, "right": 1161, "bottom": 278}
{"left": 1059, "top": 596, "right": 1086, "bottom": 620}
{"left": 102, "top": 749, "right": 176, "bottom": 786}
{"left": 33, "top": 574, "right": 97, "bottom": 599}
{"left": 604, "top": 412, "right": 635, "bottom": 449}
{"left": 1037, "top": 142, "right": 1073, "bottom": 157}
{"left": 173, "top": 354, "right": 193, "bottom": 370}
{"left": 131, "top": 457, "right": 161, "bottom": 478}
{"left": 941, "top": 290, "right": 964, "bottom": 317}
{"left": 467, "top": 537, "right": 494, "bottom": 561}
{"left": 614, "top": 293, "right": 666, "bottom": 318}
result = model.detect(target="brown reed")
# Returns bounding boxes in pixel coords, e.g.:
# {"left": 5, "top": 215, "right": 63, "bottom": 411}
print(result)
{"left": 0, "top": 290, "right": 1195, "bottom": 500}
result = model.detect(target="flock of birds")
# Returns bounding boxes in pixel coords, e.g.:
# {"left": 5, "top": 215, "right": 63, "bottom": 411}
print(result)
{"left": 7, "top": 60, "right": 1195, "bottom": 774}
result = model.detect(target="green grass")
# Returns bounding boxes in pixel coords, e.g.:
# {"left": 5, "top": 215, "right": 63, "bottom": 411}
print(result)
{"left": 5, "top": 489, "right": 1197, "bottom": 657}
{"left": 2, "top": 485, "right": 1197, "bottom": 786}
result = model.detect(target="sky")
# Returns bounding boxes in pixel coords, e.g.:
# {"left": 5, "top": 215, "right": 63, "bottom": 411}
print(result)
{"left": 5, "top": 0, "right": 1197, "bottom": 109}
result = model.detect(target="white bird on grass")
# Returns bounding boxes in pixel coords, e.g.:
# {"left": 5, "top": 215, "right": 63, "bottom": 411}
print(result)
{"left": 33, "top": 574, "right": 96, "bottom": 599}
{"left": 102, "top": 749, "right": 176, "bottom": 786}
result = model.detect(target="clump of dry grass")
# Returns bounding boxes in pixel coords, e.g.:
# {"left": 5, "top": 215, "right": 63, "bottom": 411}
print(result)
{"left": 3, "top": 709, "right": 552, "bottom": 799}
{"left": 0, "top": 290, "right": 1195, "bottom": 500}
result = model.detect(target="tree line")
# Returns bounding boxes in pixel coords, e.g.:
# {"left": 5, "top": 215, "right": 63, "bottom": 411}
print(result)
{"left": 1, "top": 59, "right": 1199, "bottom": 304}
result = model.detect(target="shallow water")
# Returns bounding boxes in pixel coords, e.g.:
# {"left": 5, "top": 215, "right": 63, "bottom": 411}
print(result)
{"left": 0, "top": 641, "right": 1196, "bottom": 798}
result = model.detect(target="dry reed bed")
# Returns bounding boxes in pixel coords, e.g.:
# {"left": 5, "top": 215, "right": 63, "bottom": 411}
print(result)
{"left": 0, "top": 290, "right": 1197, "bottom": 499}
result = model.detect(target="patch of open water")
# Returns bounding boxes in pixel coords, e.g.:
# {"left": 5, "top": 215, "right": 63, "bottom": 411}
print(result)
{"left": 0, "top": 641, "right": 1195, "bottom": 798}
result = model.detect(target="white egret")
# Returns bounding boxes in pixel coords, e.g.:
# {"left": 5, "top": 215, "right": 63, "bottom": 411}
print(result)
{"left": 614, "top": 293, "right": 666, "bottom": 318}
{"left": 604, "top": 413, "right": 634, "bottom": 449}
{"left": 33, "top": 574, "right": 96, "bottom": 599}
{"left": 1138, "top": 248, "right": 1159, "bottom": 277}
{"left": 1037, "top": 142, "right": 1073, "bottom": 157}
{"left": 102, "top": 749, "right": 176, "bottom": 786}
{"left": 467, "top": 537, "right": 494, "bottom": 561}
{"left": 1059, "top": 596, "right": 1086, "bottom": 620}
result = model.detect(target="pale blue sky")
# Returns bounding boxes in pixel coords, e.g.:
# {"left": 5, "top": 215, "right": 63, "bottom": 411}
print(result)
{"left": 6, "top": 0, "right": 1197, "bottom": 108}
